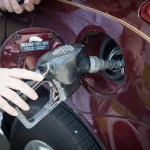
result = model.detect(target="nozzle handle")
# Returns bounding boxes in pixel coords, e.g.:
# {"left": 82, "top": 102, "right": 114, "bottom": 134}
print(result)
{"left": 15, "top": 80, "right": 56, "bottom": 129}
{"left": 16, "top": 95, "right": 62, "bottom": 129}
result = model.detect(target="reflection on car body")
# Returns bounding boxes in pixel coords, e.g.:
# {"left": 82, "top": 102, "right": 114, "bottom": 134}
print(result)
{"left": 1, "top": 0, "right": 150, "bottom": 150}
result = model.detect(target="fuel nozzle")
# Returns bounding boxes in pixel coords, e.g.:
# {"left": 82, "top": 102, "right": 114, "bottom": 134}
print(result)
{"left": 79, "top": 56, "right": 124, "bottom": 73}
{"left": 36, "top": 44, "right": 124, "bottom": 85}
{"left": 15, "top": 43, "right": 124, "bottom": 129}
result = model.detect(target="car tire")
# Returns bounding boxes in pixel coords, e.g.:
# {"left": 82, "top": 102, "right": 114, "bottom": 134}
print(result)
{"left": 10, "top": 98, "right": 101, "bottom": 150}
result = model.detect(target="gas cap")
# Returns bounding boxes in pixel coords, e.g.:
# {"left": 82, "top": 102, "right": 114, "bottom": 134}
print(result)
{"left": 0, "top": 28, "right": 64, "bottom": 69}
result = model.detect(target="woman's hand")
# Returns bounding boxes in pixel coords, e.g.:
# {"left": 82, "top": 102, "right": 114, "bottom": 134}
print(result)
{"left": 0, "top": 0, "right": 41, "bottom": 14}
{"left": 0, "top": 68, "right": 43, "bottom": 116}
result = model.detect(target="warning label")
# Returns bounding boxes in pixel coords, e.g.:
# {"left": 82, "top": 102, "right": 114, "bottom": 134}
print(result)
{"left": 21, "top": 41, "right": 49, "bottom": 52}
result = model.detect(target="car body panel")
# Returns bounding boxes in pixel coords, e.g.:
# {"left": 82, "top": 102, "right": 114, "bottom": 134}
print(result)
{"left": 1, "top": 0, "right": 150, "bottom": 149}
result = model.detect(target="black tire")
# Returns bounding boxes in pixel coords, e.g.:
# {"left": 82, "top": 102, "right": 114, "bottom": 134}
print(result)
{"left": 10, "top": 99, "right": 101, "bottom": 150}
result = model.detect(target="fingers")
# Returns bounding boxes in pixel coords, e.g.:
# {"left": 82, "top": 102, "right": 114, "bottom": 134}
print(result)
{"left": 6, "top": 77, "right": 38, "bottom": 100}
{"left": 0, "top": 0, "right": 41, "bottom": 14}
{"left": 0, "top": 68, "right": 43, "bottom": 116}
{"left": 24, "top": 0, "right": 41, "bottom": 12}
{"left": 0, "top": 87, "right": 29, "bottom": 111}
{"left": 8, "top": 68, "right": 43, "bottom": 81}
{"left": 32, "top": 0, "right": 41, "bottom": 5}
{"left": 24, "top": 0, "right": 34, "bottom": 12}
{"left": 9, "top": 0, "right": 24, "bottom": 14}
{"left": 0, "top": 96, "right": 18, "bottom": 116}
{"left": 1, "top": 0, "right": 14, "bottom": 12}
{"left": 0, "top": 68, "right": 43, "bottom": 100}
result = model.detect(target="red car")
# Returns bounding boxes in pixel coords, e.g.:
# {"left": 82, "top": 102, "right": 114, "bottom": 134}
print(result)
{"left": 0, "top": 0, "right": 150, "bottom": 150}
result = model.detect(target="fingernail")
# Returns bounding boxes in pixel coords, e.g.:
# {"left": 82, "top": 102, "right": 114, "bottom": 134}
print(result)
{"left": 33, "top": 93, "right": 38, "bottom": 100}
{"left": 24, "top": 104, "right": 30, "bottom": 111}
{"left": 8, "top": 9, "right": 14, "bottom": 13}
{"left": 16, "top": 10, "right": 23, "bottom": 14}
{"left": 39, "top": 75, "right": 44, "bottom": 80}
{"left": 36, "top": 74, "right": 44, "bottom": 81}
{"left": 13, "top": 111, "right": 18, "bottom": 116}
{"left": 28, "top": 6, "right": 34, "bottom": 12}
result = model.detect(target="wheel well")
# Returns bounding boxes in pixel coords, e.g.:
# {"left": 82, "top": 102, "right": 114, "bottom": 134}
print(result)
{"left": 2, "top": 85, "right": 103, "bottom": 149}
{"left": 10, "top": 102, "right": 103, "bottom": 150}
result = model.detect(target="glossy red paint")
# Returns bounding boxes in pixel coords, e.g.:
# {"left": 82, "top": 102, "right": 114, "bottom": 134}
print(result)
{"left": 140, "top": 1, "right": 150, "bottom": 24}
{"left": 1, "top": 0, "right": 150, "bottom": 149}
{"left": 1, "top": 28, "right": 63, "bottom": 68}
